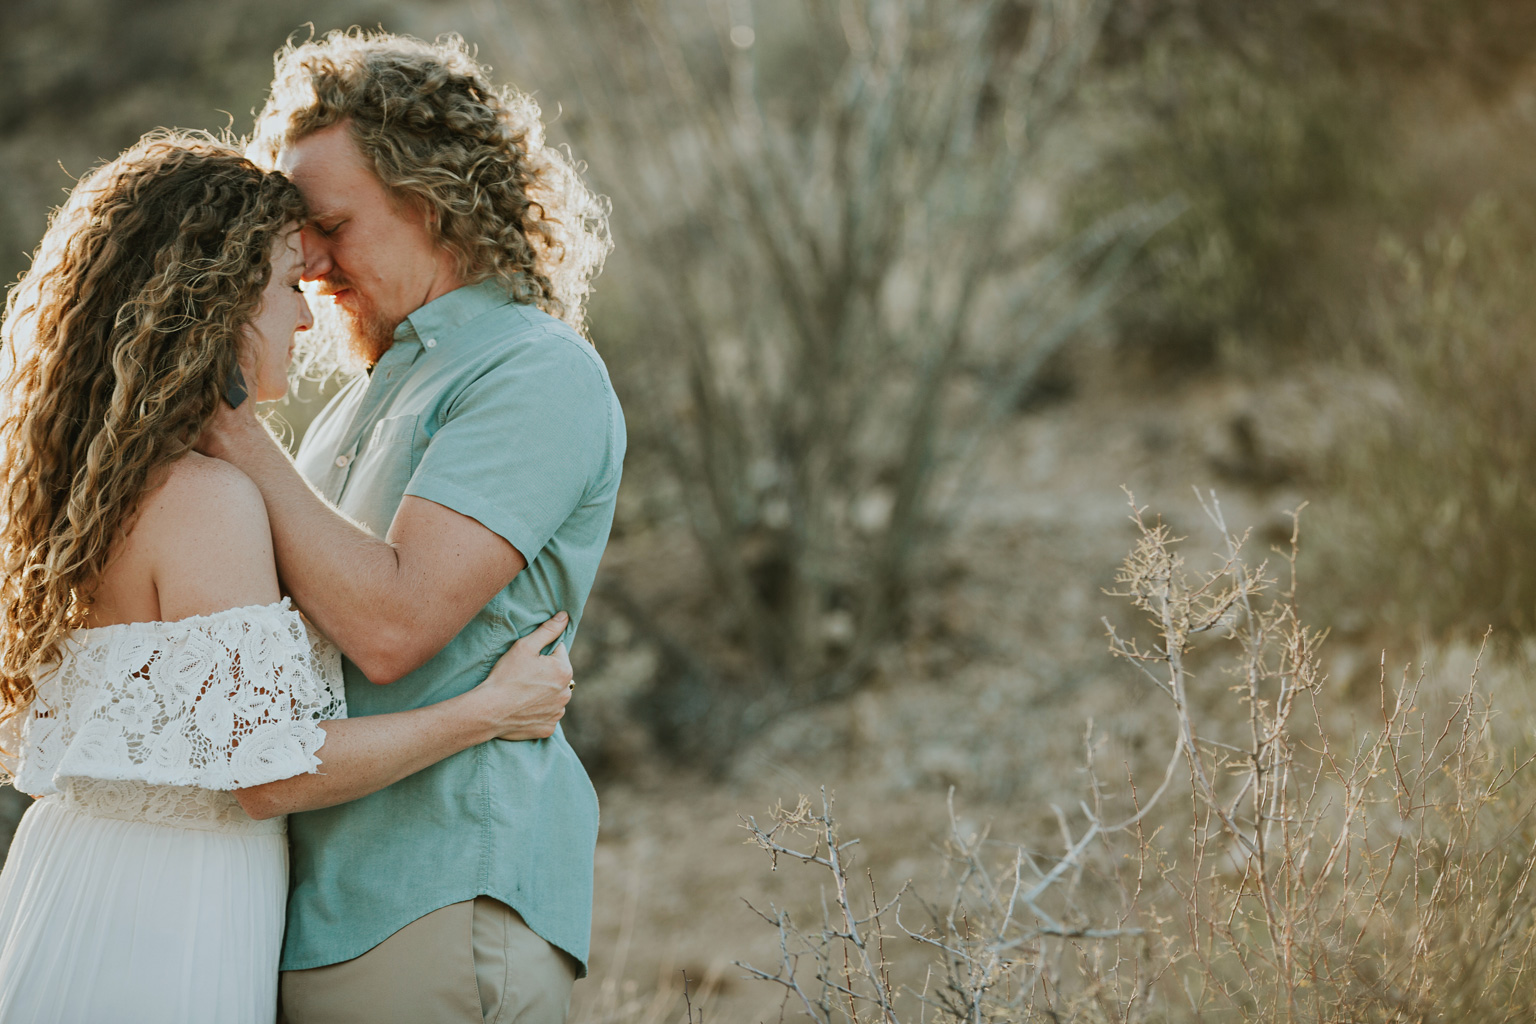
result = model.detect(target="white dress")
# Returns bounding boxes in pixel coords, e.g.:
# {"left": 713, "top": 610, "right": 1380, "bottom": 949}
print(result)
{"left": 0, "top": 600, "right": 346, "bottom": 1024}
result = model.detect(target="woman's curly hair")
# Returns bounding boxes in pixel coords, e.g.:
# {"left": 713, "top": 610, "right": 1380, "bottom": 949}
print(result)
{"left": 0, "top": 131, "right": 305, "bottom": 714}
{"left": 251, "top": 30, "right": 611, "bottom": 339}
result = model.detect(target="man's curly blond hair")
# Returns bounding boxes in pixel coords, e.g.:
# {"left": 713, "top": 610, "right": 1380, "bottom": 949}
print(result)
{"left": 251, "top": 30, "right": 611, "bottom": 340}
{"left": 0, "top": 132, "right": 306, "bottom": 713}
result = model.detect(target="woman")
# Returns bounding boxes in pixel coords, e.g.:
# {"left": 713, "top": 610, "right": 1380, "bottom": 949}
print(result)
{"left": 0, "top": 132, "right": 574, "bottom": 1022}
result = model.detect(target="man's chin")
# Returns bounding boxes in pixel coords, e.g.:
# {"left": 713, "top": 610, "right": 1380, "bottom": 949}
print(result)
{"left": 338, "top": 303, "right": 398, "bottom": 367}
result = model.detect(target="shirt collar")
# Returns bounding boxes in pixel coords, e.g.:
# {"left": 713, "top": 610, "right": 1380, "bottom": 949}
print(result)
{"left": 393, "top": 279, "right": 516, "bottom": 352}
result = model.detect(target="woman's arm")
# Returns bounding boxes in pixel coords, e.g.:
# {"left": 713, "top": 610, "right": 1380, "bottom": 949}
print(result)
{"left": 148, "top": 453, "right": 574, "bottom": 821}
{"left": 232, "top": 612, "right": 572, "bottom": 820}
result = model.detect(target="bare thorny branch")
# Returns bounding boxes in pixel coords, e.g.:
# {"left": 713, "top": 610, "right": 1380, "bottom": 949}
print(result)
{"left": 731, "top": 493, "right": 1536, "bottom": 1021}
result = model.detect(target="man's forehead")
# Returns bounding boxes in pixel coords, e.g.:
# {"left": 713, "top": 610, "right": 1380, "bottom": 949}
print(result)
{"left": 279, "top": 165, "right": 346, "bottom": 227}
{"left": 277, "top": 126, "right": 380, "bottom": 218}
{"left": 278, "top": 125, "right": 360, "bottom": 184}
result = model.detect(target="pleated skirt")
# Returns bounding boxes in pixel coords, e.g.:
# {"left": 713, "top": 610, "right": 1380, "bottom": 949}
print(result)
{"left": 0, "top": 794, "right": 287, "bottom": 1023}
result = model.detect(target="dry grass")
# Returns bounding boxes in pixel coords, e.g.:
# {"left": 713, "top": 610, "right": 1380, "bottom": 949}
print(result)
{"left": 699, "top": 495, "right": 1536, "bottom": 1022}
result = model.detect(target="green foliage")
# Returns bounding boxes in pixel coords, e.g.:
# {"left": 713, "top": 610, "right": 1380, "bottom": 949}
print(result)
{"left": 1075, "top": 29, "right": 1388, "bottom": 364}
{"left": 1115, "top": 55, "right": 1374, "bottom": 360}
{"left": 1079, "top": 0, "right": 1536, "bottom": 368}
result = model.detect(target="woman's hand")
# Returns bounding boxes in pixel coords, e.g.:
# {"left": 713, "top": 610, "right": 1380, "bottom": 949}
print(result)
{"left": 234, "top": 612, "right": 576, "bottom": 820}
{"left": 469, "top": 612, "right": 574, "bottom": 741}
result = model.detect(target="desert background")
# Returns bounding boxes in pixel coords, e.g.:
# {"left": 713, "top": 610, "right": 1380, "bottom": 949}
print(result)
{"left": 7, "top": 1, "right": 1536, "bottom": 1020}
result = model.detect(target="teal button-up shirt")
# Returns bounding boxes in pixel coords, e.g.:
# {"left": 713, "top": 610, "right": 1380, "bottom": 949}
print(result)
{"left": 281, "top": 281, "right": 624, "bottom": 974}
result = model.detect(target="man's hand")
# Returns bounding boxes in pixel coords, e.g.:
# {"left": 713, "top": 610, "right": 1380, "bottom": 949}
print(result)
{"left": 462, "top": 612, "right": 574, "bottom": 741}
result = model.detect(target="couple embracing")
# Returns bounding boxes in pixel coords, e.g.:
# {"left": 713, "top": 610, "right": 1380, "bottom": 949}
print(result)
{"left": 0, "top": 29, "right": 622, "bottom": 1024}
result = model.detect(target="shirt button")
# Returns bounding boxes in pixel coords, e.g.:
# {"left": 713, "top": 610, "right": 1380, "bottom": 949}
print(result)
{"left": 335, "top": 454, "right": 351, "bottom": 468}
{"left": 424, "top": 337, "right": 438, "bottom": 348}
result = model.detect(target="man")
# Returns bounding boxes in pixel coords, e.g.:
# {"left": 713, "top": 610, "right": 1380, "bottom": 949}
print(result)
{"left": 202, "top": 30, "right": 622, "bottom": 1024}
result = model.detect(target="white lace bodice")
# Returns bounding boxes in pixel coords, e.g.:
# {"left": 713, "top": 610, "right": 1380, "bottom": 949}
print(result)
{"left": 0, "top": 600, "right": 346, "bottom": 830}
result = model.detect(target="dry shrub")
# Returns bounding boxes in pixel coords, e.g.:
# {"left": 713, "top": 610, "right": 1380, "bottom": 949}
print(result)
{"left": 736, "top": 495, "right": 1536, "bottom": 1021}
{"left": 1322, "top": 199, "right": 1536, "bottom": 637}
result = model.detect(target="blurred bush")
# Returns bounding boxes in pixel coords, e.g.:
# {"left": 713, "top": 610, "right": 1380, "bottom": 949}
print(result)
{"left": 0, "top": 0, "right": 396, "bottom": 291}
{"left": 1073, "top": 4, "right": 1394, "bottom": 366}
{"left": 1319, "top": 200, "right": 1536, "bottom": 638}
{"left": 1061, "top": 0, "right": 1536, "bottom": 643}
{"left": 1076, "top": 0, "right": 1536, "bottom": 368}
{"left": 1079, "top": 51, "right": 1379, "bottom": 365}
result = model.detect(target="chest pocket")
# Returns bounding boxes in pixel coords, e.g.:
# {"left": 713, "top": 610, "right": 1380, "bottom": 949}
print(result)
{"left": 338, "top": 414, "right": 422, "bottom": 538}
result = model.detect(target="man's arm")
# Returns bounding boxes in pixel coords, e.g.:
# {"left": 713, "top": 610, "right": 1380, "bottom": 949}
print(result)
{"left": 233, "top": 613, "right": 571, "bottom": 820}
{"left": 199, "top": 404, "right": 525, "bottom": 684}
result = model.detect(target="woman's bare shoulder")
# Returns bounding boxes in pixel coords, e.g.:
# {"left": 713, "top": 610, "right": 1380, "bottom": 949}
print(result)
{"left": 138, "top": 453, "right": 280, "bottom": 619}
{"left": 156, "top": 449, "right": 261, "bottom": 496}
{"left": 136, "top": 452, "right": 266, "bottom": 539}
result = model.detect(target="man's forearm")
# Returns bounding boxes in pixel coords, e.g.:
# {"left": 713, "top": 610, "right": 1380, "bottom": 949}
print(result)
{"left": 203, "top": 397, "right": 530, "bottom": 682}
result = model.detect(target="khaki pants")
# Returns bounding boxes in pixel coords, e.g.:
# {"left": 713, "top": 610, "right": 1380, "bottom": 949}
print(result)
{"left": 280, "top": 898, "right": 576, "bottom": 1024}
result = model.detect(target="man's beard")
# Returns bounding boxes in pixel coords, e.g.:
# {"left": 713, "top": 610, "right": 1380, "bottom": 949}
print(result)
{"left": 324, "top": 280, "right": 398, "bottom": 367}
{"left": 339, "top": 302, "right": 398, "bottom": 368}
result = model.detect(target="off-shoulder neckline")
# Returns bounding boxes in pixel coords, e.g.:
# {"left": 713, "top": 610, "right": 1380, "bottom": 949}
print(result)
{"left": 73, "top": 597, "right": 296, "bottom": 640}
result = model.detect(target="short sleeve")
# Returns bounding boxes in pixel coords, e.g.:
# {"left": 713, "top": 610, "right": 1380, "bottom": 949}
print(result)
{"left": 405, "top": 336, "right": 613, "bottom": 564}
{"left": 17, "top": 602, "right": 349, "bottom": 794}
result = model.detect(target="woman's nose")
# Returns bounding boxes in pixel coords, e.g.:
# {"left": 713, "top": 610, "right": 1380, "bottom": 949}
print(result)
{"left": 296, "top": 294, "right": 314, "bottom": 332}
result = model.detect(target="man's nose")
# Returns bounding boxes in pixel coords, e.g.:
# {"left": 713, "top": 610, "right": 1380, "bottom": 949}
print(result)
{"left": 299, "top": 226, "right": 333, "bottom": 281}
